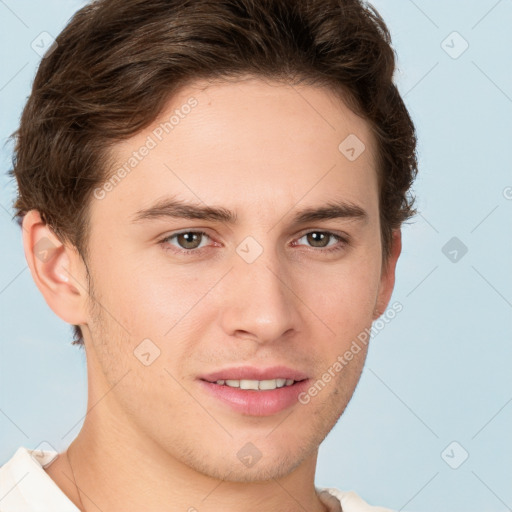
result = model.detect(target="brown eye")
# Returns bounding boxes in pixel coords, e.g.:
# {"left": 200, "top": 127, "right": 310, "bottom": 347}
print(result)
{"left": 176, "top": 232, "right": 204, "bottom": 249}
{"left": 293, "top": 231, "right": 348, "bottom": 253}
{"left": 161, "top": 231, "right": 211, "bottom": 252}
{"left": 306, "top": 232, "right": 331, "bottom": 248}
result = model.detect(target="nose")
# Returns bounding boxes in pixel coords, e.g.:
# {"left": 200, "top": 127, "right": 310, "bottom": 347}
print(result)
{"left": 218, "top": 246, "right": 300, "bottom": 345}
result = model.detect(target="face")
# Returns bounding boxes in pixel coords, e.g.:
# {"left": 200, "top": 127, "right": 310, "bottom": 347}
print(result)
{"left": 79, "top": 76, "right": 398, "bottom": 482}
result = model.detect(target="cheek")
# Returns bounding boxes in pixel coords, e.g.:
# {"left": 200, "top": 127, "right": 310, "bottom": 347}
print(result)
{"left": 102, "top": 259, "right": 219, "bottom": 342}
{"left": 295, "top": 255, "right": 381, "bottom": 332}
{"left": 87, "top": 252, "right": 169, "bottom": 337}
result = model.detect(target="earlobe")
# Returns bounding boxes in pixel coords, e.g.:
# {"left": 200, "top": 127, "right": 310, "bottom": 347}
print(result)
{"left": 22, "top": 210, "right": 88, "bottom": 326}
{"left": 373, "top": 229, "right": 402, "bottom": 320}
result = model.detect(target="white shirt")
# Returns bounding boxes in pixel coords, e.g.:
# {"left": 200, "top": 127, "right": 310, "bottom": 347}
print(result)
{"left": 0, "top": 447, "right": 395, "bottom": 512}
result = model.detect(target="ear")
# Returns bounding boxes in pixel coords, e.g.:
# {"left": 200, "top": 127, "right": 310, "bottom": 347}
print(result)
{"left": 22, "top": 210, "right": 89, "bottom": 326}
{"left": 373, "top": 229, "right": 402, "bottom": 320}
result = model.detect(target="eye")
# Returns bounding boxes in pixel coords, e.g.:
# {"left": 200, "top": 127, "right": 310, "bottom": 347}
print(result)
{"left": 160, "top": 231, "right": 212, "bottom": 252}
{"left": 293, "top": 231, "right": 347, "bottom": 252}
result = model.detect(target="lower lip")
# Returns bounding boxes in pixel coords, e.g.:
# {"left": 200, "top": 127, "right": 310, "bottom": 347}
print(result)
{"left": 198, "top": 379, "right": 310, "bottom": 416}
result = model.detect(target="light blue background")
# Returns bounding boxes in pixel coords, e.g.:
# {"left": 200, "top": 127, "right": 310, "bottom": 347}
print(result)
{"left": 1, "top": 1, "right": 511, "bottom": 511}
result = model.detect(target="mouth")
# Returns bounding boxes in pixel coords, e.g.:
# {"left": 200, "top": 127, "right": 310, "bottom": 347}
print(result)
{"left": 197, "top": 367, "right": 311, "bottom": 416}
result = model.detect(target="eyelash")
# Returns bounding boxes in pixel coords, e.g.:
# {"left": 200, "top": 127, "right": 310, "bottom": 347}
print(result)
{"left": 159, "top": 230, "right": 349, "bottom": 256}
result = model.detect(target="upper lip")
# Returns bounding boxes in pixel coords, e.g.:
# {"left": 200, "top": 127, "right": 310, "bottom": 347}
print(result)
{"left": 199, "top": 365, "right": 309, "bottom": 383}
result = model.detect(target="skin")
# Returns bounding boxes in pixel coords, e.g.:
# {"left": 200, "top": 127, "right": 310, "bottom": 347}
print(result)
{"left": 23, "top": 76, "right": 401, "bottom": 512}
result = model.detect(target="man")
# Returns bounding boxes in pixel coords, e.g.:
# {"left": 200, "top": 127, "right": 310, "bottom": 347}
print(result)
{"left": 1, "top": 0, "right": 417, "bottom": 510}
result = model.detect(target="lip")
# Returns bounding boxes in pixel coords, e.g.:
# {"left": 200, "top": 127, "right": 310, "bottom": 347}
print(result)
{"left": 199, "top": 365, "right": 309, "bottom": 383}
{"left": 198, "top": 378, "right": 311, "bottom": 416}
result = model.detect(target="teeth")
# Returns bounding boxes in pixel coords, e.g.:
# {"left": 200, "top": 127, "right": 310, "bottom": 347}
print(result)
{"left": 240, "top": 379, "right": 260, "bottom": 390}
{"left": 215, "top": 378, "right": 296, "bottom": 390}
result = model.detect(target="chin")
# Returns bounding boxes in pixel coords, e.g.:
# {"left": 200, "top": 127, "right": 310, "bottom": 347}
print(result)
{"left": 208, "top": 456, "right": 304, "bottom": 484}
{"left": 175, "top": 436, "right": 310, "bottom": 483}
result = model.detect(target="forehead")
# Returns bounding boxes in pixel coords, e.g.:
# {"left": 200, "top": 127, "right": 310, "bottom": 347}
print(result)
{"left": 93, "top": 76, "right": 379, "bottom": 224}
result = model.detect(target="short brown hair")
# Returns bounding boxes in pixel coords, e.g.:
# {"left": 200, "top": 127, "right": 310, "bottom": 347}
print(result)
{"left": 9, "top": 0, "right": 418, "bottom": 346}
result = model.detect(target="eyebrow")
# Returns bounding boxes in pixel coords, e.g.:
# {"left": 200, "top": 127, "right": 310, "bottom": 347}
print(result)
{"left": 131, "top": 196, "right": 368, "bottom": 226}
